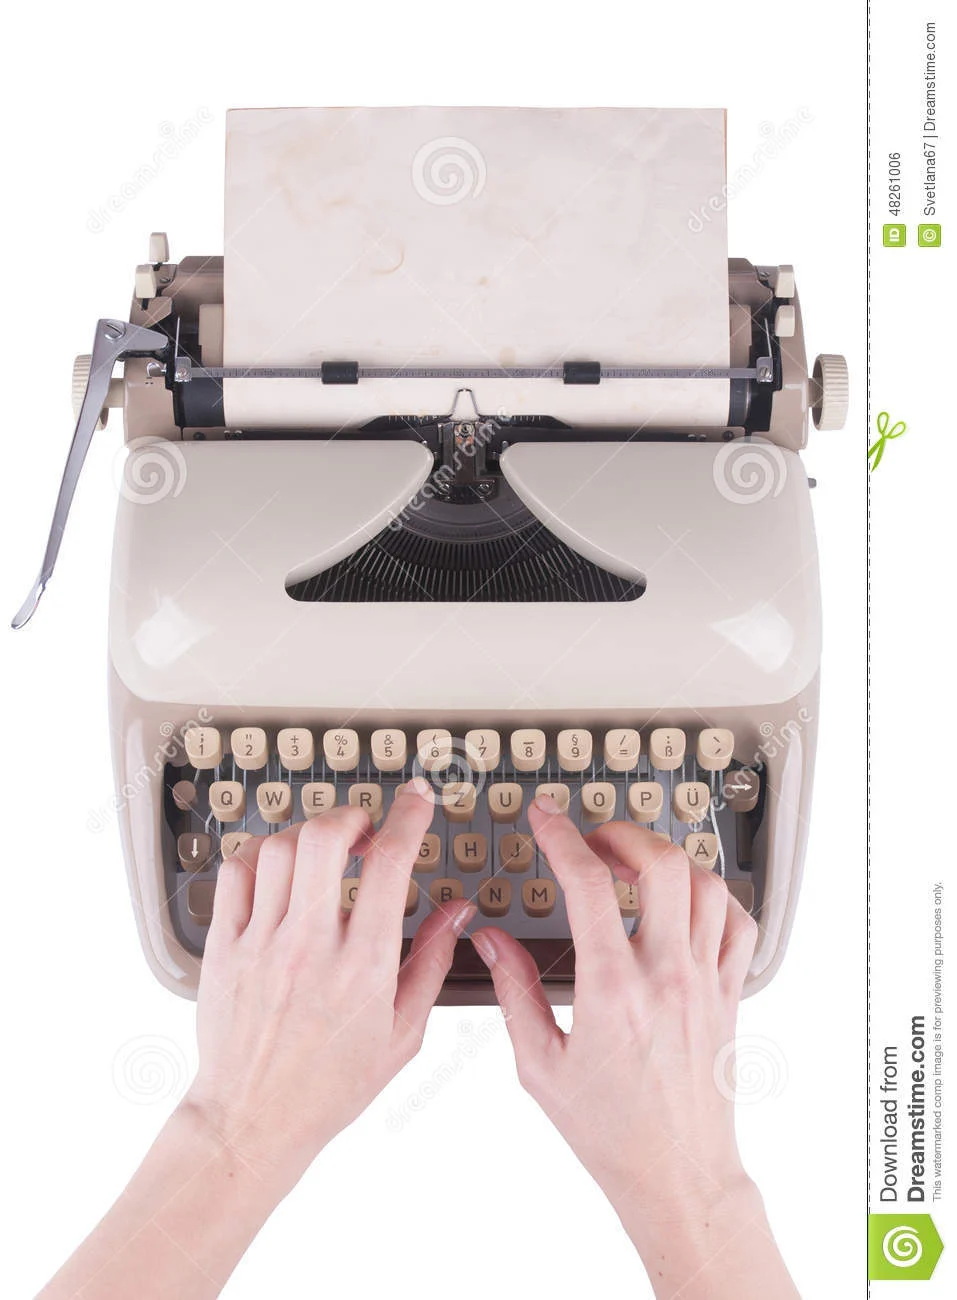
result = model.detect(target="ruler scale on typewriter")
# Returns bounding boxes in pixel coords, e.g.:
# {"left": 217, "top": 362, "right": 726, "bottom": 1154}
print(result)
{"left": 12, "top": 107, "right": 847, "bottom": 1002}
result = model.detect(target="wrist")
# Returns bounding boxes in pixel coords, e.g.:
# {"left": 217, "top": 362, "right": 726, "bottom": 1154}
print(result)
{"left": 170, "top": 1094, "right": 305, "bottom": 1207}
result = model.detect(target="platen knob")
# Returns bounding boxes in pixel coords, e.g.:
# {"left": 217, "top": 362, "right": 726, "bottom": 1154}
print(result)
{"left": 811, "top": 353, "right": 849, "bottom": 431}
{"left": 72, "top": 354, "right": 123, "bottom": 430}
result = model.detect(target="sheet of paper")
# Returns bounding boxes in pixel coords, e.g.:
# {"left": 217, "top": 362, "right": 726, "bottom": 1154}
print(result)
{"left": 223, "top": 107, "right": 730, "bottom": 429}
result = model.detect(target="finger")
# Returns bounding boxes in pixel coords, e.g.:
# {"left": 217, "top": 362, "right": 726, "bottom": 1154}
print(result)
{"left": 393, "top": 899, "right": 476, "bottom": 1054}
{"left": 349, "top": 780, "right": 435, "bottom": 961}
{"left": 528, "top": 799, "right": 632, "bottom": 976}
{"left": 689, "top": 866, "right": 731, "bottom": 965}
{"left": 585, "top": 822, "right": 692, "bottom": 957}
{"left": 470, "top": 928, "right": 563, "bottom": 1078}
{"left": 284, "top": 806, "right": 372, "bottom": 931}
{"left": 247, "top": 823, "right": 306, "bottom": 932}
{"left": 205, "top": 855, "right": 255, "bottom": 944}
{"left": 718, "top": 892, "right": 759, "bottom": 998}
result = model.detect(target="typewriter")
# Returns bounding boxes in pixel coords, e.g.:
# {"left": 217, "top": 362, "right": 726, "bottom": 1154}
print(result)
{"left": 13, "top": 108, "right": 847, "bottom": 1003}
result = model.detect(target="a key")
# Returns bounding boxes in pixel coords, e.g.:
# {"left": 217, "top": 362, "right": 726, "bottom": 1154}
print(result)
{"left": 171, "top": 779, "right": 197, "bottom": 810}
{"left": 649, "top": 728, "right": 686, "bottom": 771}
{"left": 177, "top": 832, "right": 212, "bottom": 871}
{"left": 627, "top": 781, "right": 663, "bottom": 824}
{"left": 510, "top": 728, "right": 546, "bottom": 772}
{"left": 500, "top": 833, "right": 534, "bottom": 873}
{"left": 603, "top": 728, "right": 640, "bottom": 772}
{"left": 477, "top": 876, "right": 512, "bottom": 917}
{"left": 231, "top": 727, "right": 268, "bottom": 771}
{"left": 429, "top": 878, "right": 464, "bottom": 906}
{"left": 522, "top": 878, "right": 556, "bottom": 917}
{"left": 442, "top": 781, "right": 477, "bottom": 823}
{"left": 557, "top": 728, "right": 592, "bottom": 772}
{"left": 453, "top": 833, "right": 487, "bottom": 871}
{"left": 257, "top": 782, "right": 292, "bottom": 824}
{"left": 615, "top": 880, "right": 640, "bottom": 917}
{"left": 722, "top": 768, "right": 760, "bottom": 813}
{"left": 673, "top": 781, "right": 710, "bottom": 824}
{"left": 185, "top": 726, "right": 222, "bottom": 770}
{"left": 696, "top": 728, "right": 734, "bottom": 772}
{"left": 415, "top": 833, "right": 442, "bottom": 872}
{"left": 535, "top": 783, "right": 570, "bottom": 814}
{"left": 370, "top": 728, "right": 407, "bottom": 772}
{"left": 341, "top": 878, "right": 360, "bottom": 911}
{"left": 684, "top": 832, "right": 719, "bottom": 869}
{"left": 277, "top": 727, "right": 315, "bottom": 771}
{"left": 323, "top": 728, "right": 360, "bottom": 772}
{"left": 209, "top": 780, "right": 246, "bottom": 822}
{"left": 488, "top": 783, "right": 523, "bottom": 823}
{"left": 727, "top": 879, "right": 755, "bottom": 913}
{"left": 221, "top": 830, "right": 252, "bottom": 859}
{"left": 349, "top": 784, "right": 384, "bottom": 823}
{"left": 465, "top": 729, "right": 501, "bottom": 772}
{"left": 186, "top": 879, "right": 216, "bottom": 924}
{"left": 302, "top": 782, "right": 336, "bottom": 818}
{"left": 417, "top": 729, "right": 452, "bottom": 773}
{"left": 581, "top": 782, "right": 616, "bottom": 823}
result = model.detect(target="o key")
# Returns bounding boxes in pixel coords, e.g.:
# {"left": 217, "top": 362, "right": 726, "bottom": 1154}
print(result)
{"left": 522, "top": 878, "right": 557, "bottom": 917}
{"left": 581, "top": 782, "right": 616, "bottom": 823}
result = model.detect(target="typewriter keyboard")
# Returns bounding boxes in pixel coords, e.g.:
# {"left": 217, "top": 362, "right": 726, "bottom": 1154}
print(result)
{"left": 164, "top": 726, "right": 763, "bottom": 976}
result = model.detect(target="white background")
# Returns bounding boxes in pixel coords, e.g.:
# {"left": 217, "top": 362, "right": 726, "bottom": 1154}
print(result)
{"left": 0, "top": 3, "right": 866, "bottom": 1297}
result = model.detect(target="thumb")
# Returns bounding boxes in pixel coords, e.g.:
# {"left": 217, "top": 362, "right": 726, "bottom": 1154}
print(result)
{"left": 470, "top": 928, "right": 564, "bottom": 1081}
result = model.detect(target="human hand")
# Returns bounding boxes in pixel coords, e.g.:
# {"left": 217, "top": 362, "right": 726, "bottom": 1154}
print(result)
{"left": 183, "top": 780, "right": 474, "bottom": 1194}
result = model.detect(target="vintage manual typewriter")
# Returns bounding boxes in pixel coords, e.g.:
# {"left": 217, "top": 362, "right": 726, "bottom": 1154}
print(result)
{"left": 13, "top": 108, "right": 847, "bottom": 1002}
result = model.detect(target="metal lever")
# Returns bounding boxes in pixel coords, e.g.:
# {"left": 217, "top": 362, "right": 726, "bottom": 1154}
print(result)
{"left": 12, "top": 318, "right": 169, "bottom": 628}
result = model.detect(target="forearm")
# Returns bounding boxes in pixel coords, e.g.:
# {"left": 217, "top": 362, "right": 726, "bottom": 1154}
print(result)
{"left": 38, "top": 1102, "right": 289, "bottom": 1300}
{"left": 614, "top": 1173, "right": 800, "bottom": 1300}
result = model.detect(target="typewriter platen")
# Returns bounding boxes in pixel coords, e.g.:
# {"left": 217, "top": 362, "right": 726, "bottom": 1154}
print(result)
{"left": 13, "top": 108, "right": 847, "bottom": 1003}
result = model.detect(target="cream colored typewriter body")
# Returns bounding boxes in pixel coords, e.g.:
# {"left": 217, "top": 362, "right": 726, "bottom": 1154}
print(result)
{"left": 14, "top": 108, "right": 848, "bottom": 1002}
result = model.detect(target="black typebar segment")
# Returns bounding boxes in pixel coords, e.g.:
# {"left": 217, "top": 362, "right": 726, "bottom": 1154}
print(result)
{"left": 562, "top": 361, "right": 601, "bottom": 385}
{"left": 321, "top": 361, "right": 359, "bottom": 384}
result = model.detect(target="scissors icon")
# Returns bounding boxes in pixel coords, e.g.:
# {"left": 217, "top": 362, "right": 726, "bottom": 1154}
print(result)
{"left": 868, "top": 412, "right": 906, "bottom": 471}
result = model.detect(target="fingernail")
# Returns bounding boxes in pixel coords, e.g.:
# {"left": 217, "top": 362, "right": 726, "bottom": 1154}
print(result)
{"left": 470, "top": 930, "right": 497, "bottom": 967}
{"left": 533, "top": 794, "right": 561, "bottom": 814}
{"left": 399, "top": 776, "right": 434, "bottom": 800}
{"left": 452, "top": 902, "right": 477, "bottom": 935}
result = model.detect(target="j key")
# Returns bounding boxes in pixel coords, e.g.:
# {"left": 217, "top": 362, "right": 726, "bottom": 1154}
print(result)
{"left": 500, "top": 833, "right": 535, "bottom": 873}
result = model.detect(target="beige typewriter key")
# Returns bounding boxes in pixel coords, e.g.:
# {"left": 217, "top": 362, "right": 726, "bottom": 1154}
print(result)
{"left": 302, "top": 782, "right": 336, "bottom": 818}
{"left": 177, "top": 832, "right": 212, "bottom": 872}
{"left": 221, "top": 830, "right": 252, "bottom": 859}
{"left": 416, "top": 729, "right": 453, "bottom": 773}
{"left": 453, "top": 833, "right": 488, "bottom": 872}
{"left": 684, "top": 832, "right": 719, "bottom": 870}
{"left": 430, "top": 878, "right": 464, "bottom": 906}
{"left": 477, "top": 876, "right": 512, "bottom": 918}
{"left": 649, "top": 728, "right": 686, "bottom": 772}
{"left": 349, "top": 784, "right": 384, "bottom": 823}
{"left": 185, "top": 726, "right": 223, "bottom": 771}
{"left": 488, "top": 783, "right": 523, "bottom": 823}
{"left": 341, "top": 878, "right": 360, "bottom": 911}
{"left": 323, "top": 728, "right": 360, "bottom": 772}
{"left": 722, "top": 769, "right": 760, "bottom": 814}
{"left": 510, "top": 728, "right": 547, "bottom": 772}
{"left": 171, "top": 780, "right": 197, "bottom": 811}
{"left": 257, "top": 782, "right": 293, "bottom": 824}
{"left": 277, "top": 728, "right": 315, "bottom": 772}
{"left": 615, "top": 880, "right": 640, "bottom": 918}
{"left": 673, "top": 781, "right": 710, "bottom": 824}
{"left": 442, "top": 781, "right": 477, "bottom": 823}
{"left": 557, "top": 728, "right": 593, "bottom": 773}
{"left": 581, "top": 782, "right": 616, "bottom": 824}
{"left": 522, "top": 878, "right": 557, "bottom": 917}
{"left": 627, "top": 781, "right": 664, "bottom": 824}
{"left": 415, "top": 833, "right": 442, "bottom": 872}
{"left": 405, "top": 880, "right": 420, "bottom": 917}
{"left": 535, "top": 783, "right": 571, "bottom": 814}
{"left": 727, "top": 879, "right": 756, "bottom": 913}
{"left": 231, "top": 727, "right": 269, "bottom": 772}
{"left": 370, "top": 729, "right": 407, "bottom": 772}
{"left": 187, "top": 879, "right": 217, "bottom": 925}
{"left": 604, "top": 728, "right": 641, "bottom": 773}
{"left": 696, "top": 728, "right": 735, "bottom": 772}
{"left": 209, "top": 780, "right": 246, "bottom": 823}
{"left": 500, "top": 833, "right": 535, "bottom": 873}
{"left": 465, "top": 729, "right": 501, "bottom": 773}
